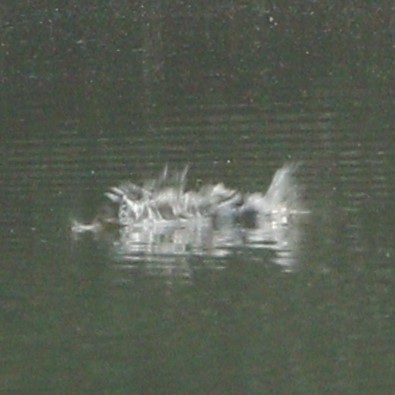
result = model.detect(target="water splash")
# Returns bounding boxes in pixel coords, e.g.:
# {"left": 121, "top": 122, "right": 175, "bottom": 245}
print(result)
{"left": 72, "top": 163, "right": 309, "bottom": 266}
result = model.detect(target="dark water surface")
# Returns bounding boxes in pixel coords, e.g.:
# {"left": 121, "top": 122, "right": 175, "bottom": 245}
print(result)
{"left": 1, "top": 3, "right": 394, "bottom": 394}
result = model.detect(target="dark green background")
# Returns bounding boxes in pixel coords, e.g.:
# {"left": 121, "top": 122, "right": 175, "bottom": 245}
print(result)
{"left": 1, "top": 2, "right": 393, "bottom": 394}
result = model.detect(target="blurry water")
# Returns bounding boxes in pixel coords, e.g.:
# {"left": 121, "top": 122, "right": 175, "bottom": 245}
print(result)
{"left": 2, "top": 86, "right": 393, "bottom": 394}
{"left": 1, "top": 3, "right": 393, "bottom": 394}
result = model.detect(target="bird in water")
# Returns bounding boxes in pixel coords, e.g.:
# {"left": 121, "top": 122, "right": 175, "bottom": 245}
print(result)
{"left": 71, "top": 163, "right": 305, "bottom": 236}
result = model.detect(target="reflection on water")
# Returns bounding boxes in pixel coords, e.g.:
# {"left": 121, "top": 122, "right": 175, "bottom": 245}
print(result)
{"left": 110, "top": 214, "right": 306, "bottom": 280}
{"left": 1, "top": 2, "right": 393, "bottom": 392}
{"left": 1, "top": 89, "right": 393, "bottom": 394}
{"left": 72, "top": 163, "right": 309, "bottom": 275}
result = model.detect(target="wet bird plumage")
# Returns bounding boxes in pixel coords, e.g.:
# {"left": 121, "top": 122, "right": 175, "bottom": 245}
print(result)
{"left": 72, "top": 163, "right": 305, "bottom": 234}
